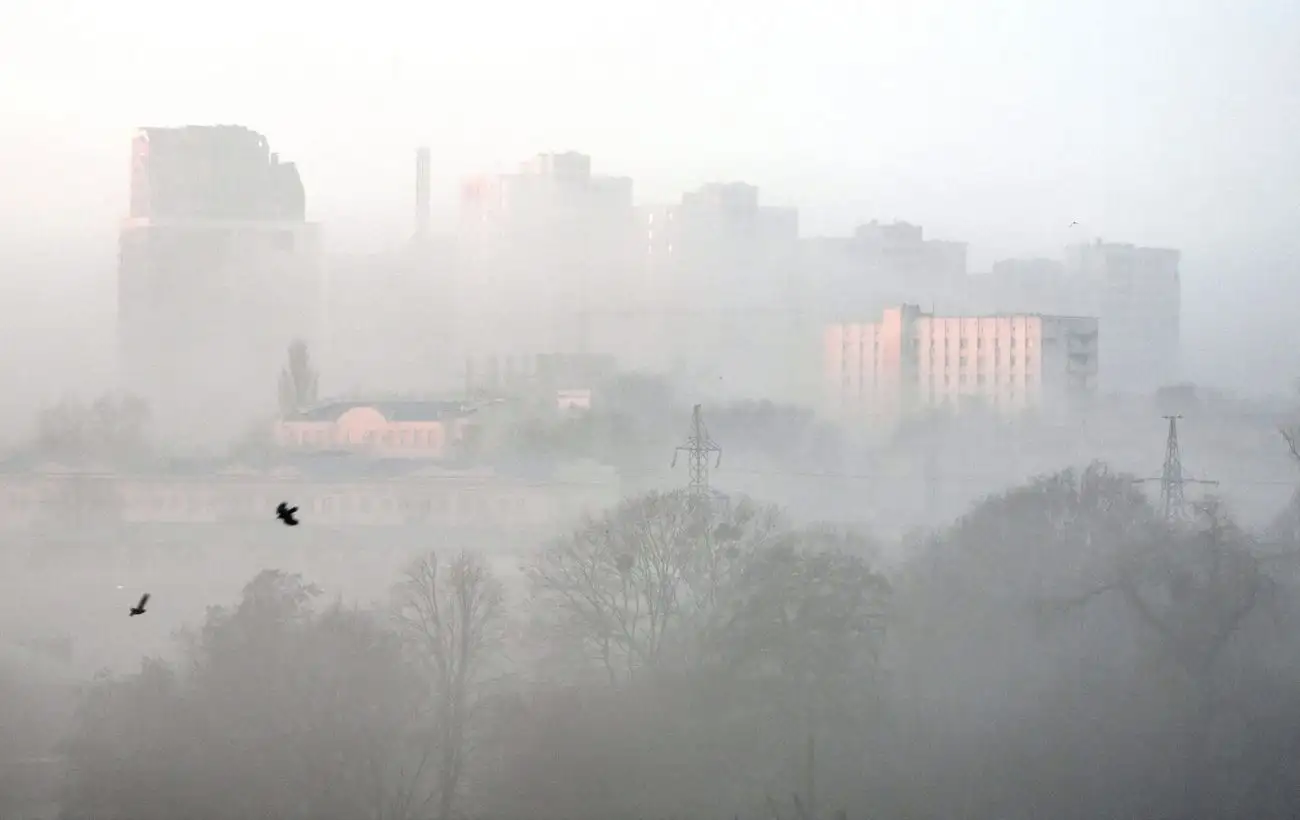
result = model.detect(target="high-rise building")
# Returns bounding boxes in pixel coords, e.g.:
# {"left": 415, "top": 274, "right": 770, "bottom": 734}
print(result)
{"left": 415, "top": 146, "right": 432, "bottom": 241}
{"left": 852, "top": 220, "right": 967, "bottom": 284}
{"left": 801, "top": 220, "right": 970, "bottom": 325}
{"left": 456, "top": 152, "right": 639, "bottom": 366}
{"left": 965, "top": 240, "right": 1181, "bottom": 395}
{"left": 118, "top": 126, "right": 323, "bottom": 442}
{"left": 965, "top": 258, "right": 1087, "bottom": 317}
{"left": 825, "top": 305, "right": 1098, "bottom": 432}
{"left": 1065, "top": 240, "right": 1180, "bottom": 393}
{"left": 640, "top": 182, "right": 802, "bottom": 400}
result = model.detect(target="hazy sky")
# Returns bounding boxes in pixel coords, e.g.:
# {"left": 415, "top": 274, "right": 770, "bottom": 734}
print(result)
{"left": 2, "top": 0, "right": 1299, "bottom": 390}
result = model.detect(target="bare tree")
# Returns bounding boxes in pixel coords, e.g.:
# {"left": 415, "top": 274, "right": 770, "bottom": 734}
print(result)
{"left": 1036, "top": 498, "right": 1272, "bottom": 818}
{"left": 394, "top": 551, "right": 505, "bottom": 820}
{"left": 525, "top": 490, "right": 784, "bottom": 686}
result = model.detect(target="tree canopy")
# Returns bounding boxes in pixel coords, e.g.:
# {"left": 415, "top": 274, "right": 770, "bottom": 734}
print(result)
{"left": 45, "top": 464, "right": 1300, "bottom": 820}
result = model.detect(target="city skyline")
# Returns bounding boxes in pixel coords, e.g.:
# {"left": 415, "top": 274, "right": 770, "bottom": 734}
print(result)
{"left": 0, "top": 142, "right": 1293, "bottom": 410}
{"left": 110, "top": 131, "right": 1182, "bottom": 443}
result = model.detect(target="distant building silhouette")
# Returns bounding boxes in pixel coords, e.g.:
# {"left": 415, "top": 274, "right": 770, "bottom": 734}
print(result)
{"left": 118, "top": 125, "right": 324, "bottom": 442}
{"left": 1065, "top": 240, "right": 1181, "bottom": 394}
{"left": 639, "top": 182, "right": 803, "bottom": 401}
{"left": 415, "top": 146, "right": 432, "bottom": 242}
{"left": 457, "top": 152, "right": 639, "bottom": 367}
{"left": 968, "top": 240, "right": 1181, "bottom": 395}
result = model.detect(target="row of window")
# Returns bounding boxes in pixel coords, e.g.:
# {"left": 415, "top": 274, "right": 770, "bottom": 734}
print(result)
{"left": 913, "top": 336, "right": 1036, "bottom": 351}
{"left": 924, "top": 354, "right": 1033, "bottom": 369}
{"left": 837, "top": 353, "right": 1036, "bottom": 375}
{"left": 931, "top": 372, "right": 1036, "bottom": 388}
{"left": 283, "top": 428, "right": 446, "bottom": 448}
{"left": 919, "top": 386, "right": 1027, "bottom": 401}
{"left": 837, "top": 335, "right": 1038, "bottom": 364}
{"left": 0, "top": 490, "right": 544, "bottom": 519}
{"left": 840, "top": 371, "right": 1037, "bottom": 390}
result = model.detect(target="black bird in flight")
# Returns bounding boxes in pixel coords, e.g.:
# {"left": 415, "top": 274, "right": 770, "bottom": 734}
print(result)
{"left": 276, "top": 502, "right": 300, "bottom": 527}
{"left": 1069, "top": 221, "right": 1080, "bottom": 227}
{"left": 129, "top": 593, "right": 150, "bottom": 617}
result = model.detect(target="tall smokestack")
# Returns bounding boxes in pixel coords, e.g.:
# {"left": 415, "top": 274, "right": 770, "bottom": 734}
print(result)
{"left": 415, "top": 146, "right": 431, "bottom": 240}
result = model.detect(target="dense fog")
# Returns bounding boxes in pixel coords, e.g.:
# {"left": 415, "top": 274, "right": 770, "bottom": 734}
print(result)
{"left": 6, "top": 2, "right": 1300, "bottom": 817}
{"left": 7, "top": 391, "right": 1300, "bottom": 818}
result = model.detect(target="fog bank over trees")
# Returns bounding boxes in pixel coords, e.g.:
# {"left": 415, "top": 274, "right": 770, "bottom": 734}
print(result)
{"left": 0, "top": 466, "right": 1290, "bottom": 820}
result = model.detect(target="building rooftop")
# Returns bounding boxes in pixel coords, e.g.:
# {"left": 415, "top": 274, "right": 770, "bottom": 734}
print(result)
{"left": 283, "top": 399, "right": 473, "bottom": 424}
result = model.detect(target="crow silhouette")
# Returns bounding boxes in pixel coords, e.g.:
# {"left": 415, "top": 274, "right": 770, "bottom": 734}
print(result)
{"left": 129, "top": 593, "right": 150, "bottom": 617}
{"left": 276, "top": 502, "right": 300, "bottom": 526}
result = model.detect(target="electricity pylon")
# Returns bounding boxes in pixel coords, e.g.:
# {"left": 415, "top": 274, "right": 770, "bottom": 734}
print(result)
{"left": 1134, "top": 414, "right": 1218, "bottom": 522}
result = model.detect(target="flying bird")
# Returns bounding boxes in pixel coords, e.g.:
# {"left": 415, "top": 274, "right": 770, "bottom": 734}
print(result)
{"left": 1069, "top": 221, "right": 1080, "bottom": 227}
{"left": 276, "top": 502, "right": 300, "bottom": 527}
{"left": 128, "top": 593, "right": 150, "bottom": 617}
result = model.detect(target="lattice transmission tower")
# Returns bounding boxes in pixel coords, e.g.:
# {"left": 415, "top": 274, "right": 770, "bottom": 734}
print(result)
{"left": 1134, "top": 414, "right": 1218, "bottom": 522}
{"left": 671, "top": 403, "right": 722, "bottom": 501}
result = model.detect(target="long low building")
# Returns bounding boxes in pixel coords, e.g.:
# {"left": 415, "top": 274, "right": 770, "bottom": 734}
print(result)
{"left": 825, "top": 304, "right": 1099, "bottom": 432}
{"left": 0, "top": 457, "right": 619, "bottom": 534}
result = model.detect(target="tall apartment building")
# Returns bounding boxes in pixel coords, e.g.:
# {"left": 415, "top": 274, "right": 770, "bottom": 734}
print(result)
{"left": 641, "top": 182, "right": 802, "bottom": 400}
{"left": 968, "top": 241, "right": 1180, "bottom": 395}
{"left": 118, "top": 125, "right": 323, "bottom": 442}
{"left": 825, "top": 305, "right": 1098, "bottom": 431}
{"left": 802, "top": 220, "right": 970, "bottom": 326}
{"left": 1065, "top": 240, "right": 1180, "bottom": 393}
{"left": 853, "top": 220, "right": 967, "bottom": 285}
{"left": 457, "top": 152, "right": 639, "bottom": 364}
{"left": 320, "top": 150, "right": 459, "bottom": 397}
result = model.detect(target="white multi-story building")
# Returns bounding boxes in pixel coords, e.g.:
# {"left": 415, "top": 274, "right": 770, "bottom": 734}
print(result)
{"left": 457, "top": 152, "right": 639, "bottom": 363}
{"left": 825, "top": 304, "right": 1098, "bottom": 431}
{"left": 803, "top": 222, "right": 970, "bottom": 320}
{"left": 639, "top": 182, "right": 803, "bottom": 400}
{"left": 1065, "top": 241, "right": 1180, "bottom": 393}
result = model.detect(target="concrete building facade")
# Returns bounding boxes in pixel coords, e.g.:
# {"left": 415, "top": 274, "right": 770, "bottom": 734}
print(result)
{"left": 825, "top": 305, "right": 1098, "bottom": 430}
{"left": 1065, "top": 240, "right": 1180, "bottom": 393}
{"left": 801, "top": 221, "right": 972, "bottom": 374}
{"left": 968, "top": 240, "right": 1180, "bottom": 395}
{"left": 118, "top": 126, "right": 323, "bottom": 443}
{"left": 640, "top": 182, "right": 803, "bottom": 401}
{"left": 457, "top": 152, "right": 639, "bottom": 364}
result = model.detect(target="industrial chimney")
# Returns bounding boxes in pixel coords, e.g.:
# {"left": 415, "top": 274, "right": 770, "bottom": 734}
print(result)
{"left": 415, "top": 146, "right": 431, "bottom": 240}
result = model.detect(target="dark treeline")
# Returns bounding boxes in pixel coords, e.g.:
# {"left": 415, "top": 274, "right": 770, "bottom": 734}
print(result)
{"left": 21, "top": 463, "right": 1300, "bottom": 820}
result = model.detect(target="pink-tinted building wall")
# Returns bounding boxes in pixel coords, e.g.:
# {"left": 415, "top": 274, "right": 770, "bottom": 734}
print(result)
{"left": 826, "top": 305, "right": 1098, "bottom": 431}
{"left": 275, "top": 402, "right": 473, "bottom": 459}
